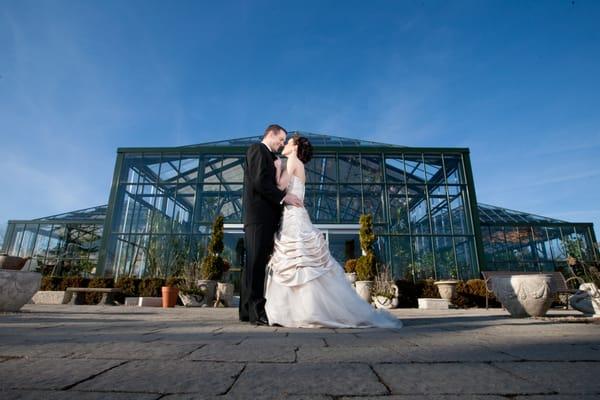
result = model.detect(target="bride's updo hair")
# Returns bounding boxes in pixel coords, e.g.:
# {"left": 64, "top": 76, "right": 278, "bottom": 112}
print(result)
{"left": 292, "top": 134, "right": 313, "bottom": 164}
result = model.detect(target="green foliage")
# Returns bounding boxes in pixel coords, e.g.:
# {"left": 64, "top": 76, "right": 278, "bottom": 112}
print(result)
{"left": 139, "top": 277, "right": 165, "bottom": 297}
{"left": 40, "top": 276, "right": 62, "bottom": 291}
{"left": 145, "top": 211, "right": 187, "bottom": 278}
{"left": 392, "top": 278, "right": 501, "bottom": 308}
{"left": 59, "top": 276, "right": 89, "bottom": 291}
{"left": 344, "top": 259, "right": 357, "bottom": 273}
{"left": 356, "top": 253, "right": 376, "bottom": 281}
{"left": 86, "top": 277, "right": 114, "bottom": 303}
{"left": 165, "top": 275, "right": 184, "bottom": 288}
{"left": 201, "top": 254, "right": 224, "bottom": 281}
{"left": 208, "top": 215, "right": 225, "bottom": 255}
{"left": 200, "top": 215, "right": 226, "bottom": 281}
{"left": 417, "top": 279, "right": 439, "bottom": 298}
{"left": 115, "top": 276, "right": 140, "bottom": 297}
{"left": 359, "top": 214, "right": 375, "bottom": 254}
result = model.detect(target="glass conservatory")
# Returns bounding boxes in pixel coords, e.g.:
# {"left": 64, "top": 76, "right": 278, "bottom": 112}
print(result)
{"left": 2, "top": 205, "right": 106, "bottom": 276}
{"left": 2, "top": 132, "right": 597, "bottom": 281}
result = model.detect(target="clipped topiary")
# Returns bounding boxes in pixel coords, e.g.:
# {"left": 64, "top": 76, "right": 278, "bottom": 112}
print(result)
{"left": 201, "top": 254, "right": 224, "bottom": 281}
{"left": 356, "top": 253, "right": 376, "bottom": 281}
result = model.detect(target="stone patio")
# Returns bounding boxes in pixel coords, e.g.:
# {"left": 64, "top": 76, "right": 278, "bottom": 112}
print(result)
{"left": 0, "top": 305, "right": 598, "bottom": 399}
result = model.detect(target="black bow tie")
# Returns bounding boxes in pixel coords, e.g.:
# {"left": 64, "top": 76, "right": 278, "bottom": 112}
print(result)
{"left": 270, "top": 151, "right": 277, "bottom": 160}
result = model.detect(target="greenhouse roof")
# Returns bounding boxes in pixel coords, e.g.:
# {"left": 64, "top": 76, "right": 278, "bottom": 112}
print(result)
{"left": 477, "top": 203, "right": 568, "bottom": 225}
{"left": 181, "top": 131, "right": 406, "bottom": 148}
{"left": 31, "top": 205, "right": 107, "bottom": 222}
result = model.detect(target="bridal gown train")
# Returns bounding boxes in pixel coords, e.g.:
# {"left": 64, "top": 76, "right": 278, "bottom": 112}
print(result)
{"left": 265, "top": 175, "right": 402, "bottom": 329}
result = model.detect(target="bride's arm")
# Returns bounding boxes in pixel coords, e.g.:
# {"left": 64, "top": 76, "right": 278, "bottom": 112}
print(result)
{"left": 277, "top": 158, "right": 294, "bottom": 190}
{"left": 275, "top": 158, "right": 291, "bottom": 190}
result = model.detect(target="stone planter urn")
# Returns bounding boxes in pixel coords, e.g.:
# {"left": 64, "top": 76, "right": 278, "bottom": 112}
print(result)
{"left": 215, "top": 282, "right": 234, "bottom": 307}
{"left": 197, "top": 279, "right": 217, "bottom": 305}
{"left": 0, "top": 270, "right": 42, "bottom": 312}
{"left": 372, "top": 283, "right": 399, "bottom": 309}
{"left": 569, "top": 283, "right": 600, "bottom": 317}
{"left": 179, "top": 292, "right": 205, "bottom": 307}
{"left": 345, "top": 272, "right": 357, "bottom": 286}
{"left": 434, "top": 280, "right": 459, "bottom": 302}
{"left": 491, "top": 274, "right": 555, "bottom": 318}
{"left": 355, "top": 280, "right": 373, "bottom": 303}
{"left": 0, "top": 254, "right": 31, "bottom": 271}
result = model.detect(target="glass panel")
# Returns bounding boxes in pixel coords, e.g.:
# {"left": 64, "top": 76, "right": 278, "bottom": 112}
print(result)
{"left": 8, "top": 224, "right": 25, "bottom": 255}
{"left": 177, "top": 156, "right": 200, "bottom": 184}
{"left": 363, "top": 185, "right": 384, "bottom": 223}
{"left": 423, "top": 154, "right": 444, "bottom": 184}
{"left": 407, "top": 185, "right": 430, "bottom": 234}
{"left": 447, "top": 185, "right": 470, "bottom": 234}
{"left": 411, "top": 236, "right": 434, "bottom": 280}
{"left": 157, "top": 155, "right": 182, "bottom": 183}
{"left": 389, "top": 236, "right": 412, "bottom": 280}
{"left": 33, "top": 224, "right": 52, "bottom": 261}
{"left": 361, "top": 155, "right": 383, "bottom": 183}
{"left": 200, "top": 154, "right": 223, "bottom": 184}
{"left": 443, "top": 154, "right": 465, "bottom": 184}
{"left": 306, "top": 155, "right": 337, "bottom": 183}
{"left": 403, "top": 154, "right": 426, "bottom": 183}
{"left": 339, "top": 184, "right": 362, "bottom": 223}
{"left": 305, "top": 184, "right": 337, "bottom": 223}
{"left": 384, "top": 156, "right": 407, "bottom": 184}
{"left": 17, "top": 224, "right": 38, "bottom": 257}
{"left": 388, "top": 185, "right": 410, "bottom": 234}
{"left": 220, "top": 155, "right": 245, "bottom": 183}
{"left": 428, "top": 185, "right": 452, "bottom": 234}
{"left": 219, "top": 184, "right": 243, "bottom": 223}
{"left": 433, "top": 236, "right": 456, "bottom": 279}
{"left": 338, "top": 155, "right": 362, "bottom": 183}
{"left": 327, "top": 232, "right": 359, "bottom": 266}
{"left": 454, "top": 236, "right": 478, "bottom": 278}
{"left": 195, "top": 184, "right": 221, "bottom": 223}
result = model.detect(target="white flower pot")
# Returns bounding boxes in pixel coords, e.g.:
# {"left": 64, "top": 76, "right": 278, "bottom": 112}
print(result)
{"left": 491, "top": 274, "right": 555, "bottom": 318}
{"left": 372, "top": 295, "right": 398, "bottom": 309}
{"left": 196, "top": 279, "right": 217, "bottom": 304}
{"left": 345, "top": 272, "right": 357, "bottom": 285}
{"left": 355, "top": 280, "right": 373, "bottom": 303}
{"left": 179, "top": 292, "right": 206, "bottom": 307}
{"left": 434, "top": 280, "right": 459, "bottom": 302}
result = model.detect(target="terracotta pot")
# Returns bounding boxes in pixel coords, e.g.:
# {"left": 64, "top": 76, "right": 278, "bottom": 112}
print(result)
{"left": 161, "top": 286, "right": 179, "bottom": 308}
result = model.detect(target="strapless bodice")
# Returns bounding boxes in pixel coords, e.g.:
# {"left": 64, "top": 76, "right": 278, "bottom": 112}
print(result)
{"left": 287, "top": 175, "right": 305, "bottom": 202}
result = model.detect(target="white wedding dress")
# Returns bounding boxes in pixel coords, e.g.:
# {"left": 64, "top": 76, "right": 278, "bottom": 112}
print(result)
{"left": 265, "top": 175, "right": 402, "bottom": 329}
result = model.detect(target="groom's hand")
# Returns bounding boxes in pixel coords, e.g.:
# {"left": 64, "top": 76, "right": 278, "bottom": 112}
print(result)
{"left": 283, "top": 193, "right": 303, "bottom": 207}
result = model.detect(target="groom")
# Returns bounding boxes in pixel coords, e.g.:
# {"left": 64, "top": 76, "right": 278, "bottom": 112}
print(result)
{"left": 239, "top": 124, "right": 303, "bottom": 325}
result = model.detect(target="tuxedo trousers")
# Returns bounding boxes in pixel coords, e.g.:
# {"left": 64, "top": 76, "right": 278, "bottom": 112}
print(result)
{"left": 239, "top": 222, "right": 278, "bottom": 323}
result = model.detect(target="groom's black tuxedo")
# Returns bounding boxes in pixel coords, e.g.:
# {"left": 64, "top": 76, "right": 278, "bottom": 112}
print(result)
{"left": 239, "top": 142, "right": 286, "bottom": 323}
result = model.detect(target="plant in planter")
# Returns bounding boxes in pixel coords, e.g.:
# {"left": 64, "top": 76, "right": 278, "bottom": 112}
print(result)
{"left": 199, "top": 215, "right": 226, "bottom": 305}
{"left": 372, "top": 264, "right": 399, "bottom": 309}
{"left": 355, "top": 214, "right": 377, "bottom": 303}
{"left": 434, "top": 256, "right": 459, "bottom": 302}
{"left": 344, "top": 259, "right": 357, "bottom": 285}
{"left": 215, "top": 259, "right": 234, "bottom": 307}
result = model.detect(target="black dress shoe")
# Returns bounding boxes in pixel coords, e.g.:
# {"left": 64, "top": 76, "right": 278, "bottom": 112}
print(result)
{"left": 254, "top": 315, "right": 269, "bottom": 326}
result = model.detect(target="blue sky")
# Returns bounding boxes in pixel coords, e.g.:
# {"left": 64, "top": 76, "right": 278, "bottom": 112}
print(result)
{"left": 0, "top": 0, "right": 599, "bottom": 240}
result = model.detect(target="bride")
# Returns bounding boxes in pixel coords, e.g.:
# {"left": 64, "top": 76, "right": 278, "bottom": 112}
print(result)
{"left": 265, "top": 134, "right": 402, "bottom": 329}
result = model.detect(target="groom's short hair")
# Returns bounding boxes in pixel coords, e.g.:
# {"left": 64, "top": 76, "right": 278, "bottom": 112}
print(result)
{"left": 263, "top": 124, "right": 287, "bottom": 139}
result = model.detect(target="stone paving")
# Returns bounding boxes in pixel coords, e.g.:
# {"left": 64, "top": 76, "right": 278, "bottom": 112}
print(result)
{"left": 0, "top": 305, "right": 599, "bottom": 399}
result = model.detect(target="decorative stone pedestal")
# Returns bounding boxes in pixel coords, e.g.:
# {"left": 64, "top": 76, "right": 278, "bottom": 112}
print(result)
{"left": 31, "top": 290, "right": 67, "bottom": 304}
{"left": 0, "top": 270, "right": 42, "bottom": 312}
{"left": 418, "top": 298, "right": 450, "bottom": 310}
{"left": 492, "top": 274, "right": 555, "bottom": 318}
{"left": 137, "top": 297, "right": 162, "bottom": 307}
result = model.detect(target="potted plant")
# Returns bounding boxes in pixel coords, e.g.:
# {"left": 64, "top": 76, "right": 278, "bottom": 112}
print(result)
{"left": 434, "top": 262, "right": 459, "bottom": 302}
{"left": 199, "top": 215, "right": 226, "bottom": 305}
{"left": 372, "top": 264, "right": 399, "bottom": 309}
{"left": 344, "top": 259, "right": 357, "bottom": 285}
{"left": 355, "top": 214, "right": 377, "bottom": 303}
